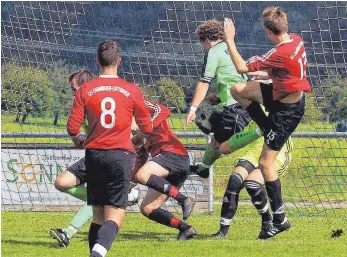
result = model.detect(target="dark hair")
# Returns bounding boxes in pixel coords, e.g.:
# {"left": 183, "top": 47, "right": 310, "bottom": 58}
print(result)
{"left": 195, "top": 19, "right": 224, "bottom": 42}
{"left": 262, "top": 7, "right": 288, "bottom": 35}
{"left": 69, "top": 69, "right": 94, "bottom": 87}
{"left": 97, "top": 40, "right": 120, "bottom": 66}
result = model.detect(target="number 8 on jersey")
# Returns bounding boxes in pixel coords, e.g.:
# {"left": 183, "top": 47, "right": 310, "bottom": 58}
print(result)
{"left": 101, "top": 97, "right": 116, "bottom": 129}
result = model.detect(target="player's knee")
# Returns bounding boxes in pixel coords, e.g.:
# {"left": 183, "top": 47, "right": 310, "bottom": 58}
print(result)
{"left": 219, "top": 142, "right": 231, "bottom": 154}
{"left": 135, "top": 171, "right": 146, "bottom": 185}
{"left": 231, "top": 83, "right": 244, "bottom": 98}
{"left": 140, "top": 204, "right": 153, "bottom": 217}
{"left": 54, "top": 176, "right": 67, "bottom": 192}
{"left": 258, "top": 157, "right": 275, "bottom": 175}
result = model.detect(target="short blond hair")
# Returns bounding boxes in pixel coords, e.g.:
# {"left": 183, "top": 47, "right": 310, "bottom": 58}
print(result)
{"left": 261, "top": 7, "right": 288, "bottom": 35}
{"left": 195, "top": 19, "right": 224, "bottom": 42}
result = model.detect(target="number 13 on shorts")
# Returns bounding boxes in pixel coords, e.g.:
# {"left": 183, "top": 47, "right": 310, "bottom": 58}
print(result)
{"left": 101, "top": 97, "right": 116, "bottom": 128}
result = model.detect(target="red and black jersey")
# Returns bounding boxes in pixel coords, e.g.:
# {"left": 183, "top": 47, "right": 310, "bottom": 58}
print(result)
{"left": 246, "top": 33, "right": 311, "bottom": 100}
{"left": 67, "top": 75, "right": 152, "bottom": 151}
{"left": 144, "top": 100, "right": 188, "bottom": 157}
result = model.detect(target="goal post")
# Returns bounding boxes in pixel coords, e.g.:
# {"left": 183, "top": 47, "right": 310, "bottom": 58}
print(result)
{"left": 1, "top": 1, "right": 346, "bottom": 216}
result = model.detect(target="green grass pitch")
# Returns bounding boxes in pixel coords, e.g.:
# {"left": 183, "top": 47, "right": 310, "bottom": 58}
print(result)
{"left": 2, "top": 205, "right": 346, "bottom": 257}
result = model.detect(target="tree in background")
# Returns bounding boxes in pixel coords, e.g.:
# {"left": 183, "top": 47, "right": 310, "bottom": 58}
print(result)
{"left": 155, "top": 77, "right": 186, "bottom": 113}
{"left": 1, "top": 62, "right": 54, "bottom": 123}
{"left": 304, "top": 73, "right": 346, "bottom": 131}
{"left": 139, "top": 77, "right": 186, "bottom": 113}
{"left": 1, "top": 61, "right": 82, "bottom": 126}
{"left": 49, "top": 60, "right": 79, "bottom": 126}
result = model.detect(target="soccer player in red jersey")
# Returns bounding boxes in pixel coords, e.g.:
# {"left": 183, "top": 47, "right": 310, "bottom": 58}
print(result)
{"left": 223, "top": 7, "right": 311, "bottom": 239}
{"left": 67, "top": 40, "right": 153, "bottom": 257}
{"left": 131, "top": 100, "right": 197, "bottom": 240}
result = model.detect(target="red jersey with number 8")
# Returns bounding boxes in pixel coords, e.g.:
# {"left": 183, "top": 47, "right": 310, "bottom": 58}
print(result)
{"left": 67, "top": 76, "right": 152, "bottom": 151}
{"left": 246, "top": 33, "right": 311, "bottom": 100}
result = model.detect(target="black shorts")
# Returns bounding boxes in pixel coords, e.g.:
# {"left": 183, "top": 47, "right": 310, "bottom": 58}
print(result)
{"left": 86, "top": 149, "right": 135, "bottom": 208}
{"left": 209, "top": 103, "right": 251, "bottom": 144}
{"left": 66, "top": 158, "right": 87, "bottom": 185}
{"left": 151, "top": 151, "right": 190, "bottom": 188}
{"left": 260, "top": 83, "right": 305, "bottom": 151}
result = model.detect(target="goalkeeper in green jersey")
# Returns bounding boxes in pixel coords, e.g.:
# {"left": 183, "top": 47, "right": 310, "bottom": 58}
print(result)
{"left": 184, "top": 19, "right": 253, "bottom": 178}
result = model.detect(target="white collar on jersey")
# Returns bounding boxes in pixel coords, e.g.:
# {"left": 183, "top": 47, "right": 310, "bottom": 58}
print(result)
{"left": 99, "top": 75, "right": 119, "bottom": 78}
{"left": 276, "top": 35, "right": 293, "bottom": 47}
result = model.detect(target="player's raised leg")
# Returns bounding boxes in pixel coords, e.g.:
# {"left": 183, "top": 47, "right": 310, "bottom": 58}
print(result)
{"left": 140, "top": 189, "right": 197, "bottom": 240}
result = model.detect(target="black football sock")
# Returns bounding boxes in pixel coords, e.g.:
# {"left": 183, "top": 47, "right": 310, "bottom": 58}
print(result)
{"left": 148, "top": 208, "right": 191, "bottom": 232}
{"left": 146, "top": 175, "right": 187, "bottom": 203}
{"left": 245, "top": 180, "right": 272, "bottom": 223}
{"left": 88, "top": 223, "right": 102, "bottom": 253}
{"left": 90, "top": 220, "right": 119, "bottom": 257}
{"left": 219, "top": 173, "right": 243, "bottom": 235}
{"left": 265, "top": 179, "right": 286, "bottom": 224}
{"left": 246, "top": 101, "right": 268, "bottom": 133}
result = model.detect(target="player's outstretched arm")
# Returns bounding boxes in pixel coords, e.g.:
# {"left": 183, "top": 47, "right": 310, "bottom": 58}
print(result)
{"left": 224, "top": 18, "right": 249, "bottom": 73}
{"left": 219, "top": 128, "right": 263, "bottom": 154}
{"left": 185, "top": 81, "right": 209, "bottom": 128}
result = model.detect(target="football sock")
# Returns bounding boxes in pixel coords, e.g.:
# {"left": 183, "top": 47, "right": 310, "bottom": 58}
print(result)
{"left": 64, "top": 203, "right": 93, "bottom": 239}
{"left": 265, "top": 179, "right": 286, "bottom": 224}
{"left": 88, "top": 223, "right": 102, "bottom": 252}
{"left": 146, "top": 175, "right": 187, "bottom": 203}
{"left": 245, "top": 180, "right": 272, "bottom": 223}
{"left": 148, "top": 208, "right": 191, "bottom": 232}
{"left": 219, "top": 173, "right": 243, "bottom": 235}
{"left": 198, "top": 144, "right": 222, "bottom": 171}
{"left": 91, "top": 220, "right": 119, "bottom": 257}
{"left": 245, "top": 101, "right": 269, "bottom": 133}
{"left": 227, "top": 128, "right": 262, "bottom": 153}
{"left": 64, "top": 185, "right": 87, "bottom": 201}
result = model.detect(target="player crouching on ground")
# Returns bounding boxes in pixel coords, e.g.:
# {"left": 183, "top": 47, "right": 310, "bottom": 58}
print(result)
{"left": 67, "top": 40, "right": 153, "bottom": 257}
{"left": 224, "top": 7, "right": 311, "bottom": 238}
{"left": 131, "top": 100, "right": 197, "bottom": 240}
{"left": 50, "top": 70, "right": 94, "bottom": 247}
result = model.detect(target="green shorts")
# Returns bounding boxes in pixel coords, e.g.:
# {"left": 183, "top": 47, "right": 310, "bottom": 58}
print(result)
{"left": 238, "top": 137, "right": 293, "bottom": 177}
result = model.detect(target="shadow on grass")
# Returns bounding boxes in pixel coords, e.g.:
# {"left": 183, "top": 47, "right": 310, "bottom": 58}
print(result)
{"left": 78, "top": 231, "right": 177, "bottom": 241}
{"left": 2, "top": 239, "right": 61, "bottom": 248}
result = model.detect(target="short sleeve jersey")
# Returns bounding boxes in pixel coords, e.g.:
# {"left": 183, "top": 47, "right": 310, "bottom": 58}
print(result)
{"left": 144, "top": 100, "right": 188, "bottom": 157}
{"left": 201, "top": 42, "right": 246, "bottom": 106}
{"left": 67, "top": 76, "right": 152, "bottom": 151}
{"left": 246, "top": 33, "right": 311, "bottom": 100}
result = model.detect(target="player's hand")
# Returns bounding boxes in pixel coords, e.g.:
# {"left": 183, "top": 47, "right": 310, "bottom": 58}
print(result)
{"left": 132, "top": 132, "right": 147, "bottom": 150}
{"left": 224, "top": 18, "right": 236, "bottom": 42}
{"left": 248, "top": 70, "right": 271, "bottom": 81}
{"left": 184, "top": 110, "right": 196, "bottom": 129}
{"left": 205, "top": 92, "right": 221, "bottom": 105}
{"left": 71, "top": 135, "right": 85, "bottom": 149}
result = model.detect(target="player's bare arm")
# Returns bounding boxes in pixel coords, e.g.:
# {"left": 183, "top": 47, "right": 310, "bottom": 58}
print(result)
{"left": 224, "top": 18, "right": 249, "bottom": 73}
{"left": 184, "top": 81, "right": 209, "bottom": 128}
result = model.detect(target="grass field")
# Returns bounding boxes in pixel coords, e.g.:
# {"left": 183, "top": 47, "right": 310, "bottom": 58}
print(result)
{"left": 2, "top": 205, "right": 347, "bottom": 257}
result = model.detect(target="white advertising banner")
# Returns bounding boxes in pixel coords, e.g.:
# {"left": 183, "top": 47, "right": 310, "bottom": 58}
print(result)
{"left": 1, "top": 148, "right": 207, "bottom": 210}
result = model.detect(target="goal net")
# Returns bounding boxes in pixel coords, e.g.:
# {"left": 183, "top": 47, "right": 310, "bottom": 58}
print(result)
{"left": 1, "top": 1, "right": 346, "bottom": 216}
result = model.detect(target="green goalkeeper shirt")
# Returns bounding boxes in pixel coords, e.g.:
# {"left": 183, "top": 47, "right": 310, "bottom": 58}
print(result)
{"left": 200, "top": 42, "right": 246, "bottom": 106}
